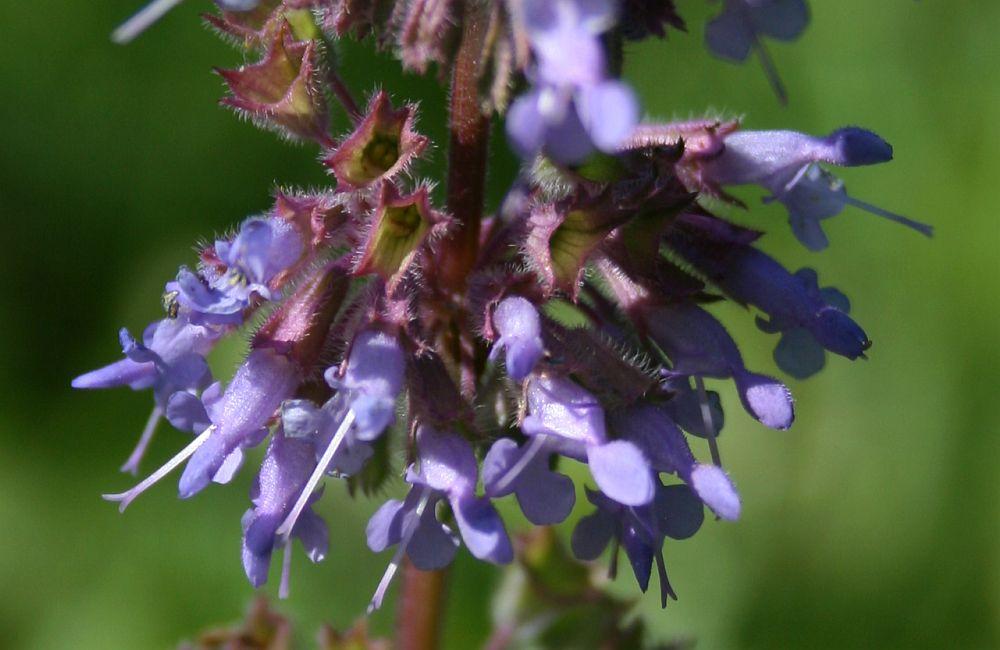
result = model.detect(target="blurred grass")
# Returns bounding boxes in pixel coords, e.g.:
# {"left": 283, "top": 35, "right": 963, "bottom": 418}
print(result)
{"left": 0, "top": 1, "right": 997, "bottom": 648}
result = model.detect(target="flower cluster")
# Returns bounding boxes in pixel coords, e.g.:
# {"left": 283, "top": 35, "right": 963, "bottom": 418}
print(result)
{"left": 78, "top": 0, "right": 931, "bottom": 614}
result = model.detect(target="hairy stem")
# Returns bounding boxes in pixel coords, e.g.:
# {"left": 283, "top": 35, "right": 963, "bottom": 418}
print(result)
{"left": 438, "top": 2, "right": 491, "bottom": 293}
{"left": 397, "top": 559, "right": 449, "bottom": 650}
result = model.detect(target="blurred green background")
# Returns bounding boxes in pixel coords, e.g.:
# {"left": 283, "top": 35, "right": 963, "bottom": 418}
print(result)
{"left": 1, "top": 1, "right": 997, "bottom": 648}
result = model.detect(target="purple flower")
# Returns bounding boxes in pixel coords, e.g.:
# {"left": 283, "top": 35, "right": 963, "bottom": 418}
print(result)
{"left": 265, "top": 329, "right": 407, "bottom": 549}
{"left": 666, "top": 232, "right": 872, "bottom": 369}
{"left": 242, "top": 429, "right": 328, "bottom": 596}
{"left": 482, "top": 437, "right": 576, "bottom": 525}
{"left": 571, "top": 482, "right": 704, "bottom": 606}
{"left": 705, "top": 0, "right": 810, "bottom": 102}
{"left": 755, "top": 268, "right": 859, "bottom": 379}
{"left": 701, "top": 127, "right": 932, "bottom": 249}
{"left": 507, "top": 0, "right": 640, "bottom": 163}
{"left": 609, "top": 403, "right": 741, "bottom": 520}
{"left": 72, "top": 315, "right": 218, "bottom": 474}
{"left": 521, "top": 373, "right": 655, "bottom": 506}
{"left": 643, "top": 302, "right": 794, "bottom": 429}
{"left": 103, "top": 346, "right": 300, "bottom": 511}
{"left": 366, "top": 426, "right": 513, "bottom": 611}
{"left": 166, "top": 217, "right": 303, "bottom": 326}
{"left": 490, "top": 296, "right": 545, "bottom": 381}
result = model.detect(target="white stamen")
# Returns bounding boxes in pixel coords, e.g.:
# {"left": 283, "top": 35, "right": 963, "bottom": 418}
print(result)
{"left": 843, "top": 196, "right": 934, "bottom": 237}
{"left": 103, "top": 425, "right": 214, "bottom": 512}
{"left": 274, "top": 410, "right": 356, "bottom": 540}
{"left": 112, "top": 0, "right": 185, "bottom": 44}
{"left": 694, "top": 376, "right": 722, "bottom": 468}
{"left": 491, "top": 434, "right": 548, "bottom": 495}
{"left": 120, "top": 406, "right": 163, "bottom": 475}
{"left": 278, "top": 536, "right": 293, "bottom": 599}
{"left": 367, "top": 486, "right": 432, "bottom": 614}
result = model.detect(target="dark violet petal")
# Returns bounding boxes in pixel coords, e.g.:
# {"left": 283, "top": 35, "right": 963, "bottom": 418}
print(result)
{"left": 811, "top": 307, "right": 870, "bottom": 360}
{"left": 366, "top": 499, "right": 405, "bottom": 552}
{"left": 587, "top": 440, "right": 655, "bottom": 506}
{"left": 733, "top": 371, "right": 794, "bottom": 429}
{"left": 662, "top": 385, "right": 725, "bottom": 439}
{"left": 752, "top": 0, "right": 809, "bottom": 41}
{"left": 705, "top": 4, "right": 753, "bottom": 62}
{"left": 571, "top": 509, "right": 616, "bottom": 561}
{"left": 452, "top": 496, "right": 514, "bottom": 564}
{"left": 774, "top": 327, "right": 826, "bottom": 379}
{"left": 656, "top": 484, "right": 705, "bottom": 540}
{"left": 620, "top": 525, "right": 654, "bottom": 592}
{"left": 819, "top": 286, "right": 851, "bottom": 314}
{"left": 825, "top": 127, "right": 892, "bottom": 166}
{"left": 690, "top": 464, "right": 741, "bottom": 520}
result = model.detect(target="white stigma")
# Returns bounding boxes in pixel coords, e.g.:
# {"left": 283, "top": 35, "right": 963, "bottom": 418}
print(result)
{"left": 103, "top": 425, "right": 214, "bottom": 512}
{"left": 274, "top": 410, "right": 356, "bottom": 540}
{"left": 278, "top": 537, "right": 293, "bottom": 600}
{"left": 491, "top": 434, "right": 548, "bottom": 495}
{"left": 367, "top": 486, "right": 432, "bottom": 614}
{"left": 112, "top": 0, "right": 185, "bottom": 44}
{"left": 120, "top": 406, "right": 163, "bottom": 475}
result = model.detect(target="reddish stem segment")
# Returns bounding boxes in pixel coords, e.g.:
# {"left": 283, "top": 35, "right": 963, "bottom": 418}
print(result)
{"left": 438, "top": 5, "right": 491, "bottom": 292}
{"left": 396, "top": 560, "right": 449, "bottom": 650}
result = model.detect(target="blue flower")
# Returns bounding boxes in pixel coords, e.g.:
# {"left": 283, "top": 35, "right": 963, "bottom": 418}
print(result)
{"left": 490, "top": 296, "right": 546, "bottom": 381}
{"left": 507, "top": 0, "right": 640, "bottom": 163}
{"left": 366, "top": 426, "right": 513, "bottom": 611}
{"left": 166, "top": 217, "right": 303, "bottom": 326}
{"left": 705, "top": 0, "right": 810, "bottom": 102}
{"left": 701, "top": 127, "right": 932, "bottom": 249}
{"left": 242, "top": 429, "right": 328, "bottom": 596}
{"left": 72, "top": 315, "right": 218, "bottom": 474}
{"left": 572, "top": 482, "right": 704, "bottom": 606}
{"left": 642, "top": 302, "right": 794, "bottom": 429}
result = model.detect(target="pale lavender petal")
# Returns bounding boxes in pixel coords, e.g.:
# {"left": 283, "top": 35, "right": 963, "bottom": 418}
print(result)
{"left": 587, "top": 440, "right": 655, "bottom": 506}
{"left": 733, "top": 371, "right": 794, "bottom": 429}
{"left": 690, "top": 464, "right": 741, "bottom": 520}
{"left": 578, "top": 80, "right": 639, "bottom": 152}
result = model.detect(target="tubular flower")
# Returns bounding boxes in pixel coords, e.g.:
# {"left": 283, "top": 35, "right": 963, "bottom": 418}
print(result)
{"left": 79, "top": 0, "right": 931, "bottom": 617}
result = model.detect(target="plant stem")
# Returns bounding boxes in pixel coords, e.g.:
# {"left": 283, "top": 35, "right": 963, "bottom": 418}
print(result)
{"left": 438, "top": 3, "right": 491, "bottom": 293}
{"left": 396, "top": 559, "right": 449, "bottom": 650}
